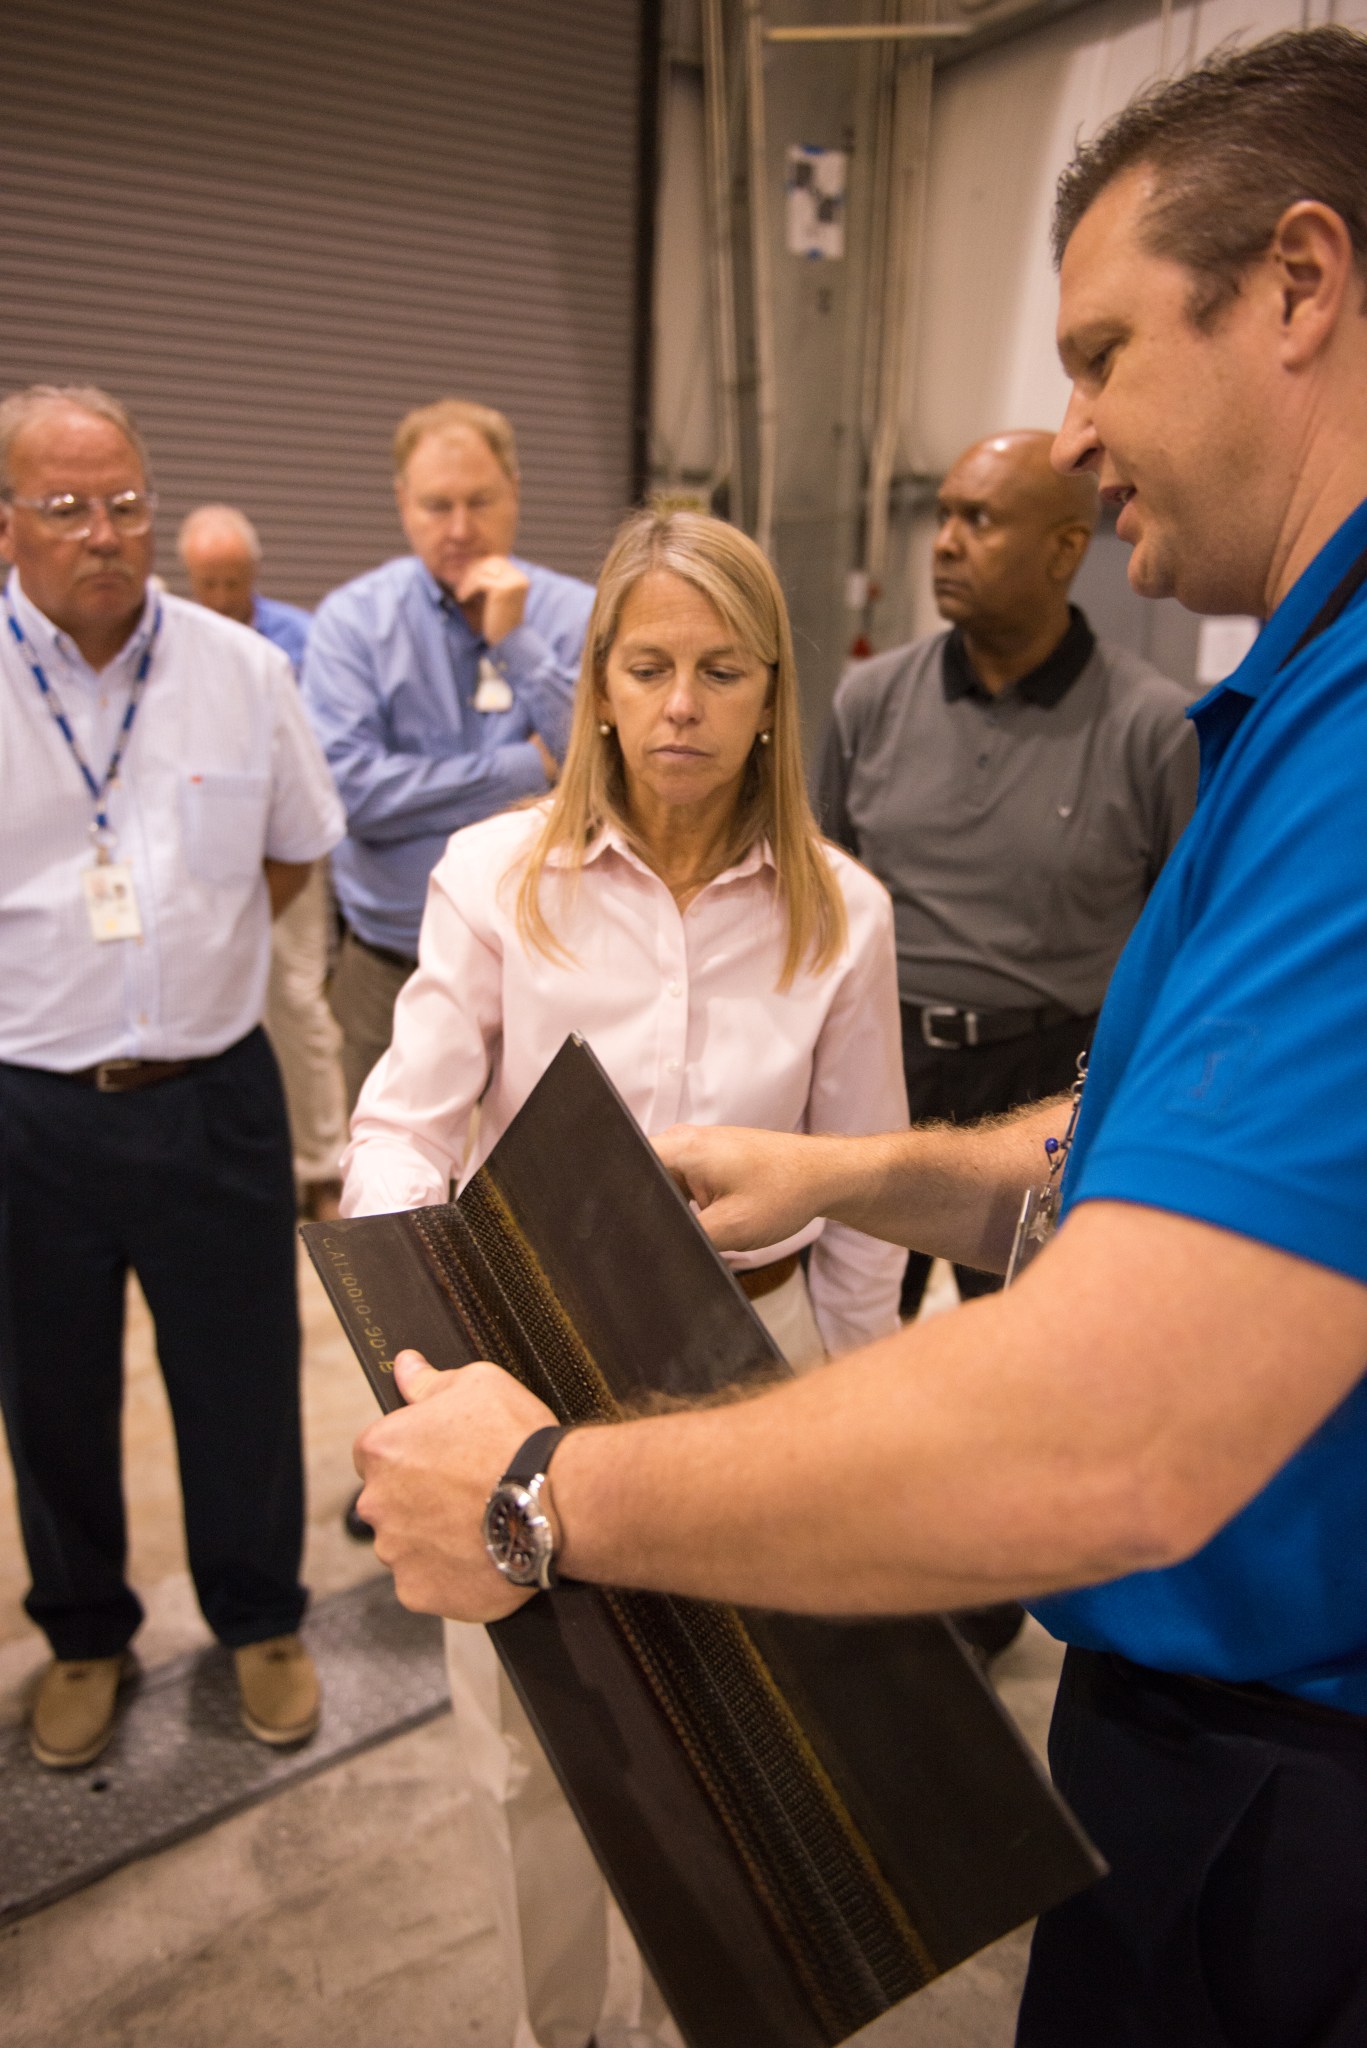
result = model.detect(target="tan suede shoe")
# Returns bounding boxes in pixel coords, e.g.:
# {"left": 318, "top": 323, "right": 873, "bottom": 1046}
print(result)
{"left": 234, "top": 1635, "right": 321, "bottom": 1746}
{"left": 30, "top": 1652, "right": 133, "bottom": 1769}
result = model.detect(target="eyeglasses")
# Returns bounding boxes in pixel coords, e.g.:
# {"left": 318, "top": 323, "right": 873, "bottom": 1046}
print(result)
{"left": 2, "top": 490, "right": 158, "bottom": 539}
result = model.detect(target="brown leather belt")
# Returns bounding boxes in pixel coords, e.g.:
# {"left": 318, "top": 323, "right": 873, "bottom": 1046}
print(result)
{"left": 735, "top": 1252, "right": 801, "bottom": 1302}
{"left": 65, "top": 1057, "right": 202, "bottom": 1093}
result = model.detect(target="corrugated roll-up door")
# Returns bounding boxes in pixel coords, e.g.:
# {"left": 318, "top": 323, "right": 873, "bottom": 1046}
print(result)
{"left": 0, "top": 0, "right": 650, "bottom": 602}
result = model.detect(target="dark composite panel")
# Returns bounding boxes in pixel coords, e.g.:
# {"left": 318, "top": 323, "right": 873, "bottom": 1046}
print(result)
{"left": 304, "top": 1035, "right": 1101, "bottom": 2048}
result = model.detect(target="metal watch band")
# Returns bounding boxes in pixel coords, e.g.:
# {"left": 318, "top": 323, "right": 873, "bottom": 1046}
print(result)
{"left": 501, "top": 1423, "right": 571, "bottom": 1490}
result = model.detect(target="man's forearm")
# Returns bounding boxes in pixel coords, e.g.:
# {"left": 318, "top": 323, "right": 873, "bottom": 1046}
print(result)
{"left": 663, "top": 1097, "right": 1068, "bottom": 1270}
{"left": 546, "top": 1201, "right": 1367, "bottom": 1614}
{"left": 552, "top": 1282, "right": 1125, "bottom": 1613}
{"left": 355, "top": 1202, "right": 1367, "bottom": 1628}
{"left": 813, "top": 1096, "right": 1066, "bottom": 1268}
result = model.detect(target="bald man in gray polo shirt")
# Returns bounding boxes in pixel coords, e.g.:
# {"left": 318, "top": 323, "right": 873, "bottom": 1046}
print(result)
{"left": 818, "top": 431, "right": 1197, "bottom": 1327}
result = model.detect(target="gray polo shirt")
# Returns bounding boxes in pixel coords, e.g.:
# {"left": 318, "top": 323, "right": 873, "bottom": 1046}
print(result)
{"left": 815, "top": 611, "right": 1199, "bottom": 1015}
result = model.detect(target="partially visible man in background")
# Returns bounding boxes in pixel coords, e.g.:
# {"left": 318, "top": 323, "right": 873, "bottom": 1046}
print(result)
{"left": 179, "top": 502, "right": 311, "bottom": 672}
{"left": 180, "top": 503, "right": 346, "bottom": 1219}
{"left": 0, "top": 386, "right": 344, "bottom": 1767}
{"left": 818, "top": 431, "right": 1196, "bottom": 1662}
{"left": 301, "top": 399, "right": 594, "bottom": 1108}
{"left": 818, "top": 430, "right": 1196, "bottom": 1318}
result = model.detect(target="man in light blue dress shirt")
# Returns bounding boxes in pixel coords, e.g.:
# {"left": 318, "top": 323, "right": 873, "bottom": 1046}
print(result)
{"left": 0, "top": 386, "right": 345, "bottom": 1769}
{"left": 301, "top": 398, "right": 594, "bottom": 1107}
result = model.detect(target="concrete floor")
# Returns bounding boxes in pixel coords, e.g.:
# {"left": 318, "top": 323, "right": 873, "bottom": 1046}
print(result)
{"left": 0, "top": 1255, "right": 1063, "bottom": 2047}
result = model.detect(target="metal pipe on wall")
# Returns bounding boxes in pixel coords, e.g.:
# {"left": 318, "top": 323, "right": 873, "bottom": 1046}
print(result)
{"left": 744, "top": 0, "right": 779, "bottom": 554}
{"left": 863, "top": 9, "right": 934, "bottom": 590}
{"left": 766, "top": 20, "right": 970, "bottom": 37}
{"left": 859, "top": 4, "right": 901, "bottom": 465}
{"left": 702, "top": 0, "right": 744, "bottom": 519}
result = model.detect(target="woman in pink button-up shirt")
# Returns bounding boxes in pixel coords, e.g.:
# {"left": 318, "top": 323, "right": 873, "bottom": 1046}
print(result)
{"left": 341, "top": 507, "right": 907, "bottom": 2048}
{"left": 343, "top": 509, "right": 906, "bottom": 1352}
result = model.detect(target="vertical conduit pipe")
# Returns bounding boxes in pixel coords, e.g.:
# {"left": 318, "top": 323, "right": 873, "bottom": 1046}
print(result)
{"left": 744, "top": 0, "right": 779, "bottom": 553}
{"left": 864, "top": 18, "right": 933, "bottom": 588}
{"left": 859, "top": 4, "right": 901, "bottom": 460}
{"left": 703, "top": 0, "right": 744, "bottom": 520}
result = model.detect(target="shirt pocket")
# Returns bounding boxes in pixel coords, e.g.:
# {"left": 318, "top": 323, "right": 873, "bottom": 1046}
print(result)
{"left": 179, "top": 770, "right": 271, "bottom": 885}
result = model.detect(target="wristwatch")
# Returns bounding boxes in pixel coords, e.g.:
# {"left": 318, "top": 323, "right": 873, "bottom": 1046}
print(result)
{"left": 482, "top": 1424, "right": 571, "bottom": 1590}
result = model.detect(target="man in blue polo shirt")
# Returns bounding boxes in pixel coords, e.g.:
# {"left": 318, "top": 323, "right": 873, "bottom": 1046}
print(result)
{"left": 301, "top": 399, "right": 593, "bottom": 1109}
{"left": 349, "top": 28, "right": 1367, "bottom": 2046}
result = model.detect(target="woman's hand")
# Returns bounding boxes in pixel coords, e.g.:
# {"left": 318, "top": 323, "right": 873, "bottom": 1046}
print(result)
{"left": 353, "top": 1351, "right": 558, "bottom": 1621}
{"left": 654, "top": 1123, "right": 843, "bottom": 1250}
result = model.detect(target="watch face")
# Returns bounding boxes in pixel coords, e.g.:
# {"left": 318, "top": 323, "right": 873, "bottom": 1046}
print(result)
{"left": 483, "top": 1483, "right": 554, "bottom": 1588}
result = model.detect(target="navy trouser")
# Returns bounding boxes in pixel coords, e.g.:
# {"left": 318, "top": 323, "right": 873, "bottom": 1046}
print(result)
{"left": 0, "top": 1028, "right": 307, "bottom": 1659}
{"left": 1017, "top": 1648, "right": 1367, "bottom": 2047}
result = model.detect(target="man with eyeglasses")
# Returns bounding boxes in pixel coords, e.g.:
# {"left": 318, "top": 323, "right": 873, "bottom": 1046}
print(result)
{"left": 301, "top": 399, "right": 594, "bottom": 1112}
{"left": 0, "top": 383, "right": 344, "bottom": 1768}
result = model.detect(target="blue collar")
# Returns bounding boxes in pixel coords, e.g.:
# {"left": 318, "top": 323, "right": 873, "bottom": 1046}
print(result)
{"left": 1193, "top": 495, "right": 1367, "bottom": 717}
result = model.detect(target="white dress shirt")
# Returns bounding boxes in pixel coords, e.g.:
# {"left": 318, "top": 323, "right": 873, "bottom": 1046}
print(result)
{"left": 0, "top": 572, "right": 345, "bottom": 1069}
{"left": 343, "top": 803, "right": 909, "bottom": 1354}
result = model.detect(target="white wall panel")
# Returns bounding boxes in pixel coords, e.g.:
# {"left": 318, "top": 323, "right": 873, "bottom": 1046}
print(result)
{"left": 909, "top": 0, "right": 1359, "bottom": 472}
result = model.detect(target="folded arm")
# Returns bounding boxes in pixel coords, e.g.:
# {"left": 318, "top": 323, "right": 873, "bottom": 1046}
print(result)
{"left": 301, "top": 608, "right": 548, "bottom": 847}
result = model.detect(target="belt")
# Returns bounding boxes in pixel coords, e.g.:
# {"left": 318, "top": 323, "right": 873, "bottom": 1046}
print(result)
{"left": 65, "top": 1056, "right": 204, "bottom": 1093}
{"left": 1107, "top": 1653, "right": 1367, "bottom": 1739}
{"left": 908, "top": 998, "right": 1084, "bottom": 1051}
{"left": 346, "top": 928, "right": 418, "bottom": 974}
{"left": 735, "top": 1252, "right": 801, "bottom": 1302}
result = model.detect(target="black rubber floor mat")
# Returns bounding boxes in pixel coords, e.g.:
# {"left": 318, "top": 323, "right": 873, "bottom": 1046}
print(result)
{"left": 0, "top": 1574, "right": 449, "bottom": 1929}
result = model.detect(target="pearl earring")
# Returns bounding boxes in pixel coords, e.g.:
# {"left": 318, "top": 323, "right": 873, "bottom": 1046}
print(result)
{"left": 599, "top": 721, "right": 613, "bottom": 737}
{"left": 758, "top": 730, "right": 771, "bottom": 746}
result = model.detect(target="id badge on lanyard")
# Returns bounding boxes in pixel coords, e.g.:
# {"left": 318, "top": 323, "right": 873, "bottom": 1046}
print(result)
{"left": 82, "top": 855, "right": 143, "bottom": 941}
{"left": 1004, "top": 1053, "right": 1087, "bottom": 1287}
{"left": 6, "top": 594, "right": 160, "bottom": 944}
{"left": 473, "top": 654, "right": 514, "bottom": 712}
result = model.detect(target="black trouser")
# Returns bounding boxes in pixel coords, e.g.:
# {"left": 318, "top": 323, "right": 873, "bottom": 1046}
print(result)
{"left": 899, "top": 1004, "right": 1096, "bottom": 1316}
{"left": 0, "top": 1029, "right": 307, "bottom": 1659}
{"left": 1018, "top": 1647, "right": 1367, "bottom": 2047}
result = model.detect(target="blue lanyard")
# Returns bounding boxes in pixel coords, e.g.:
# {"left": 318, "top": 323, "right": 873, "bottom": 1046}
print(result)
{"left": 5, "top": 594, "right": 162, "bottom": 855}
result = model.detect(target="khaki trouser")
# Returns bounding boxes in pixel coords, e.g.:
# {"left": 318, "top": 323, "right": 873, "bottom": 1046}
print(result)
{"left": 445, "top": 1268, "right": 825, "bottom": 2048}
{"left": 327, "top": 925, "right": 416, "bottom": 1113}
{"left": 263, "top": 865, "right": 348, "bottom": 1185}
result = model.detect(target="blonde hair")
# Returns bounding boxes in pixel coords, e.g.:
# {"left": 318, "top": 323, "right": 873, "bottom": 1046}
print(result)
{"left": 393, "top": 398, "right": 519, "bottom": 481}
{"left": 516, "top": 507, "right": 846, "bottom": 989}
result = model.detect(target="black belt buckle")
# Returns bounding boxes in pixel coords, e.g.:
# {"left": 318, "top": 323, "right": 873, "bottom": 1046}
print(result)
{"left": 921, "top": 1004, "right": 976, "bottom": 1050}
